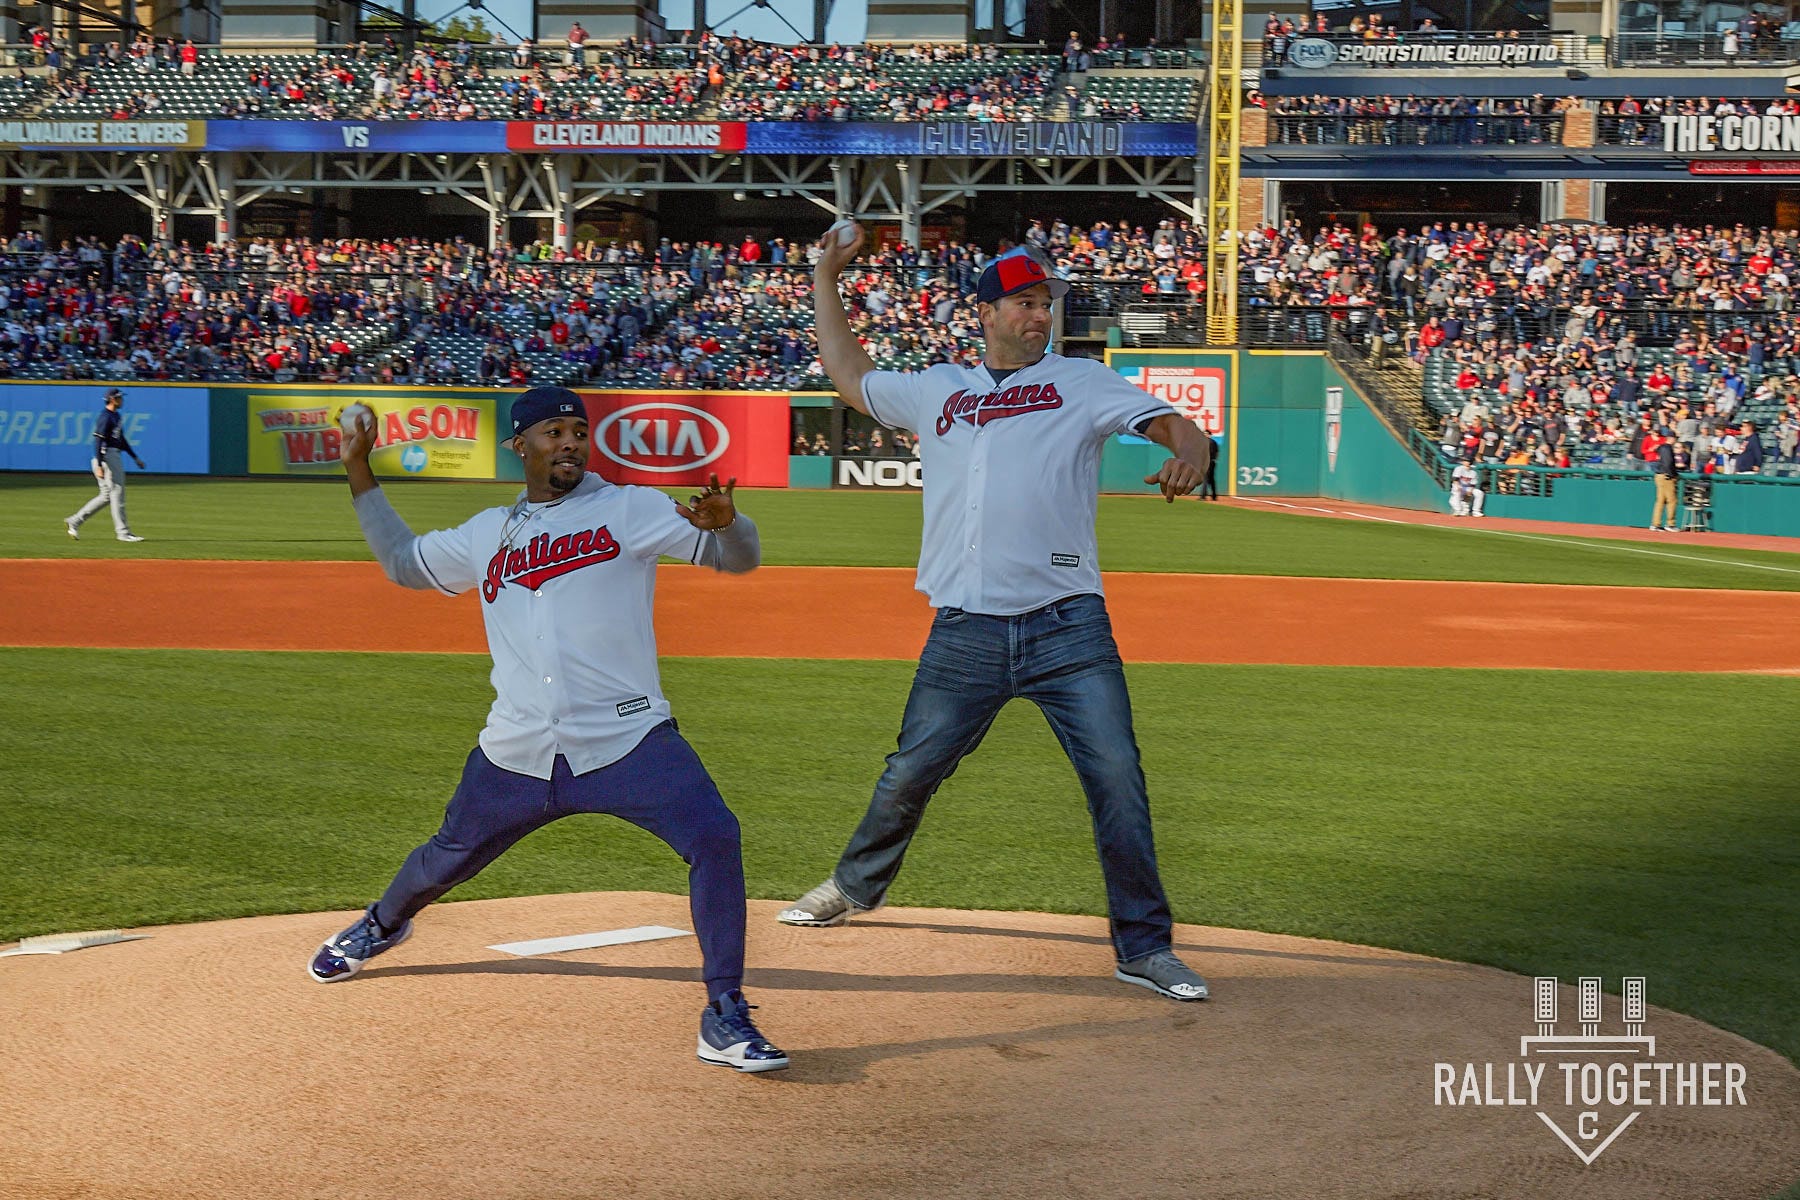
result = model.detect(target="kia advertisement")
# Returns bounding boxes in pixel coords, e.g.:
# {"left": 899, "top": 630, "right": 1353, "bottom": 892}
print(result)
{"left": 577, "top": 392, "right": 790, "bottom": 487}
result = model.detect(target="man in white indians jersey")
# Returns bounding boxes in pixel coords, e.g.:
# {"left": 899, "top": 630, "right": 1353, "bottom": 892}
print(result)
{"left": 307, "top": 386, "right": 788, "bottom": 1073}
{"left": 779, "top": 231, "right": 1217, "bottom": 1004}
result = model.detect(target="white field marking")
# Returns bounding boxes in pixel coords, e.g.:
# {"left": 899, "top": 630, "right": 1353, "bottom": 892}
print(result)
{"left": 488, "top": 925, "right": 692, "bottom": 957}
{"left": 0, "top": 930, "right": 148, "bottom": 957}
{"left": 1239, "top": 499, "right": 1800, "bottom": 577}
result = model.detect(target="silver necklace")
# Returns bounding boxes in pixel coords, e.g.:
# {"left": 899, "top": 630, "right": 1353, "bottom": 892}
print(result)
{"left": 497, "top": 490, "right": 573, "bottom": 553}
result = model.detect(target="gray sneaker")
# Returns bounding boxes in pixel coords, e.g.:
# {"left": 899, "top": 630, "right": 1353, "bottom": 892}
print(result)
{"left": 776, "top": 876, "right": 880, "bottom": 927}
{"left": 1115, "top": 949, "right": 1209, "bottom": 1001}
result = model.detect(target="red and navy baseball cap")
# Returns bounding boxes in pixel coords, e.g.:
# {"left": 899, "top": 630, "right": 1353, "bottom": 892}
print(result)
{"left": 976, "top": 251, "right": 1071, "bottom": 304}
{"left": 510, "top": 386, "right": 584, "bottom": 438}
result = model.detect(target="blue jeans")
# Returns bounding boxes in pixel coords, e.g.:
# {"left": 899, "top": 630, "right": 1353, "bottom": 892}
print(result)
{"left": 833, "top": 593, "right": 1174, "bottom": 963}
{"left": 376, "top": 722, "right": 745, "bottom": 999}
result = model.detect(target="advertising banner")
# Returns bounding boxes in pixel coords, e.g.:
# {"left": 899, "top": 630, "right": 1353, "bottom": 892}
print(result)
{"left": 196, "top": 119, "right": 1192, "bottom": 157}
{"left": 579, "top": 392, "right": 788, "bottom": 487}
{"left": 245, "top": 392, "right": 497, "bottom": 477}
{"left": 506, "top": 121, "right": 748, "bottom": 153}
{"left": 1116, "top": 364, "right": 1227, "bottom": 435}
{"left": 206, "top": 120, "right": 508, "bottom": 153}
{"left": 0, "top": 383, "right": 210, "bottom": 472}
{"left": 1688, "top": 159, "right": 1800, "bottom": 175}
{"left": 1286, "top": 37, "right": 1561, "bottom": 68}
{"left": 833, "top": 455, "right": 923, "bottom": 490}
{"left": 0, "top": 119, "right": 203, "bottom": 149}
{"left": 746, "top": 120, "right": 1196, "bottom": 158}
{"left": 1662, "top": 113, "right": 1800, "bottom": 156}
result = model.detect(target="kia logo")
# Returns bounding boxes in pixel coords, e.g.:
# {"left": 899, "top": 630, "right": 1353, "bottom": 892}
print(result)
{"left": 1288, "top": 37, "right": 1338, "bottom": 69}
{"left": 595, "top": 403, "right": 729, "bottom": 473}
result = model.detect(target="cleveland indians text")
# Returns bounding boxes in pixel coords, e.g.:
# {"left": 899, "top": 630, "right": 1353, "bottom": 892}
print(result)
{"left": 935, "top": 383, "right": 1066, "bottom": 436}
{"left": 482, "top": 525, "right": 621, "bottom": 602}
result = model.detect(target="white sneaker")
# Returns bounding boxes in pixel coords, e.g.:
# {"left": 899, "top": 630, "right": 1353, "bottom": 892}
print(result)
{"left": 118, "top": 534, "right": 145, "bottom": 543}
{"left": 63, "top": 519, "right": 79, "bottom": 540}
{"left": 777, "top": 877, "right": 881, "bottom": 927}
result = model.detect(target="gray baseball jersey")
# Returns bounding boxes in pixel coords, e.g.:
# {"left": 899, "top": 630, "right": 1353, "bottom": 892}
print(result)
{"left": 861, "top": 351, "right": 1177, "bottom": 615}
{"left": 411, "top": 473, "right": 716, "bottom": 778}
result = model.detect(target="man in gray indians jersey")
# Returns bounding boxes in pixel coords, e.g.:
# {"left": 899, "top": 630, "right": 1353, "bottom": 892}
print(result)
{"left": 780, "top": 231, "right": 1216, "bottom": 1003}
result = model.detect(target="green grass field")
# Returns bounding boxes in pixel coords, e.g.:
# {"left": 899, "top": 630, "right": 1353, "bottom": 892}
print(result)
{"left": 3, "top": 648, "right": 1796, "bottom": 1070}
{"left": 4, "top": 468, "right": 1798, "bottom": 1177}
{"left": 9, "top": 472, "right": 1800, "bottom": 589}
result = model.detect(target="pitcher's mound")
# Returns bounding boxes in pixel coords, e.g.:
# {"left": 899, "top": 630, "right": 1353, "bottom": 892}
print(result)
{"left": 2, "top": 892, "right": 1795, "bottom": 1200}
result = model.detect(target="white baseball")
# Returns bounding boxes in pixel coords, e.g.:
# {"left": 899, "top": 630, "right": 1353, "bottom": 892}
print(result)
{"left": 826, "top": 219, "right": 859, "bottom": 247}
{"left": 339, "top": 403, "right": 374, "bottom": 434}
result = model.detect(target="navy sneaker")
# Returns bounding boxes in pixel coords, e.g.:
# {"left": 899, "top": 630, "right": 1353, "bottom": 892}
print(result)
{"left": 697, "top": 989, "right": 789, "bottom": 1073}
{"left": 307, "top": 904, "right": 412, "bottom": 983}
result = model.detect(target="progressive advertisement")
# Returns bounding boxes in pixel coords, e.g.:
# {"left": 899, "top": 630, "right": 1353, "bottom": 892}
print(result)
{"left": 578, "top": 392, "right": 789, "bottom": 487}
{"left": 0, "top": 384, "right": 210, "bottom": 472}
{"left": 245, "top": 392, "right": 497, "bottom": 477}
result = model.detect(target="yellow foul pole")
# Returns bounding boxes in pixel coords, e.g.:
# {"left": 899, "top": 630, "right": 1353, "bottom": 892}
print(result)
{"left": 1205, "top": 0, "right": 1244, "bottom": 346}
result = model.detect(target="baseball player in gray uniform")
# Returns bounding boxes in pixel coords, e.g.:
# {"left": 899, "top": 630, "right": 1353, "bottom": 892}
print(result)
{"left": 65, "top": 387, "right": 146, "bottom": 542}
{"left": 780, "top": 229, "right": 1215, "bottom": 1002}
{"left": 308, "top": 386, "right": 788, "bottom": 1072}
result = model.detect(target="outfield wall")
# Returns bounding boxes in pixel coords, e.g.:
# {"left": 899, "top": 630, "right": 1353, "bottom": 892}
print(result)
{"left": 3, "top": 372, "right": 1797, "bottom": 535}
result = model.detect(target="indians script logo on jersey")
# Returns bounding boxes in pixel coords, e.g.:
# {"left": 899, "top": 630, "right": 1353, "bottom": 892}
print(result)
{"left": 935, "top": 383, "right": 1065, "bottom": 436}
{"left": 483, "top": 526, "right": 620, "bottom": 602}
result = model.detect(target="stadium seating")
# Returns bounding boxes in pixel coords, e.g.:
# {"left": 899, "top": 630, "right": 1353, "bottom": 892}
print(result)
{"left": 0, "top": 74, "right": 44, "bottom": 116}
{"left": 1069, "top": 74, "right": 1199, "bottom": 121}
{"left": 42, "top": 52, "right": 377, "bottom": 119}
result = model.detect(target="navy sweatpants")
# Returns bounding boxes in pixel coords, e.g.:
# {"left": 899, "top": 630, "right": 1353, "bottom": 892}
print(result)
{"left": 374, "top": 721, "right": 746, "bottom": 1000}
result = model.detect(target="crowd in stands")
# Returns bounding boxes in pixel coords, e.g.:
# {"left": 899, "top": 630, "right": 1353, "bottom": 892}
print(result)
{"left": 13, "top": 217, "right": 1800, "bottom": 483}
{"left": 714, "top": 42, "right": 1056, "bottom": 123}
{"left": 0, "top": 219, "right": 1214, "bottom": 388}
{"left": 1233, "top": 218, "right": 1800, "bottom": 471}
{"left": 11, "top": 24, "right": 1194, "bottom": 124}
{"left": 1259, "top": 94, "right": 1571, "bottom": 145}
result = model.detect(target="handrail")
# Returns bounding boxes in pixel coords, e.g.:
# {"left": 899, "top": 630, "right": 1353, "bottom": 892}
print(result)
{"left": 1267, "top": 112, "right": 1563, "bottom": 146}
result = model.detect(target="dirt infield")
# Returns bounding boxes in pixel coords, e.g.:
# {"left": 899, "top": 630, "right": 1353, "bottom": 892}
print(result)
{"left": 6, "top": 559, "right": 1800, "bottom": 670}
{"left": 2, "top": 893, "right": 1795, "bottom": 1200}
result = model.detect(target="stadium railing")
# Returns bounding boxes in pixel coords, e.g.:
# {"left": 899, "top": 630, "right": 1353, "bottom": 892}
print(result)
{"left": 1611, "top": 31, "right": 1800, "bottom": 68}
{"left": 1268, "top": 111, "right": 1563, "bottom": 146}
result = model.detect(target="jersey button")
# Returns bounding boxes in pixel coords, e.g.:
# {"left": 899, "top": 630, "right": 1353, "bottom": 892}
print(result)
{"left": 534, "top": 590, "right": 542, "bottom": 598}
{"left": 543, "top": 675, "right": 553, "bottom": 683}
{"left": 551, "top": 717, "right": 560, "bottom": 725}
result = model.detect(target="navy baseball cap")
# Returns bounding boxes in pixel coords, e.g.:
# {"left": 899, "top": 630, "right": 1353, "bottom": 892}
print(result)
{"left": 976, "top": 251, "right": 1071, "bottom": 304}
{"left": 510, "top": 386, "right": 584, "bottom": 438}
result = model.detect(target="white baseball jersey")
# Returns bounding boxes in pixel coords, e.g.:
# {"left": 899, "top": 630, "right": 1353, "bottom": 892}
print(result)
{"left": 410, "top": 472, "right": 711, "bottom": 779}
{"left": 1452, "top": 463, "right": 1479, "bottom": 490}
{"left": 862, "top": 351, "right": 1176, "bottom": 615}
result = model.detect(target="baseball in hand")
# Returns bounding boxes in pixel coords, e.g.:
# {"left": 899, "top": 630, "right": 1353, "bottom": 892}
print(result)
{"left": 826, "top": 219, "right": 859, "bottom": 247}
{"left": 338, "top": 403, "right": 375, "bottom": 435}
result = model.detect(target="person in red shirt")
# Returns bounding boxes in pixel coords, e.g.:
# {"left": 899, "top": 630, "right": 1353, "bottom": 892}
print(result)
{"left": 739, "top": 238, "right": 762, "bottom": 264}
{"left": 180, "top": 40, "right": 198, "bottom": 75}
{"left": 1419, "top": 317, "right": 1447, "bottom": 350}
{"left": 549, "top": 319, "right": 569, "bottom": 345}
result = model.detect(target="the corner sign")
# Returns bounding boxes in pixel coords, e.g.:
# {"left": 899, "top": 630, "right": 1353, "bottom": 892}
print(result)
{"left": 1663, "top": 112, "right": 1800, "bottom": 154}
